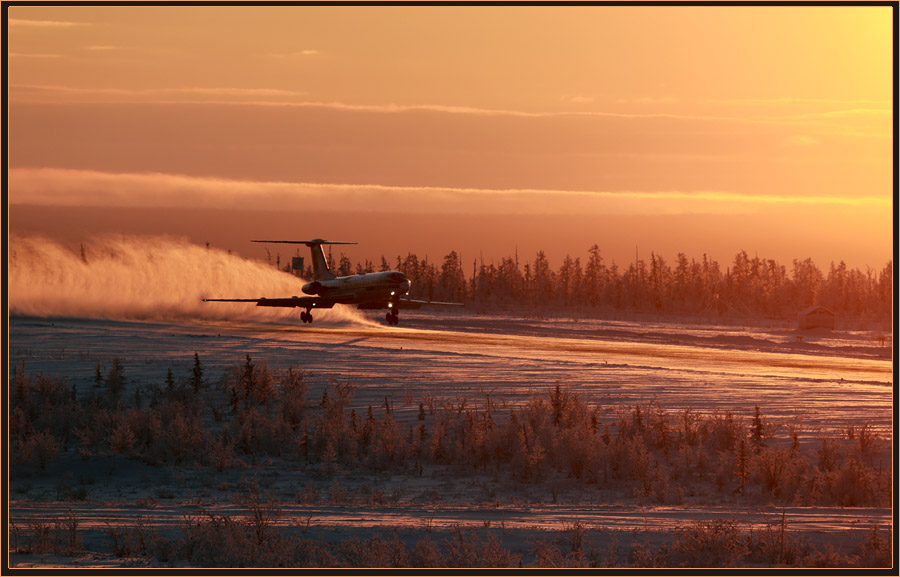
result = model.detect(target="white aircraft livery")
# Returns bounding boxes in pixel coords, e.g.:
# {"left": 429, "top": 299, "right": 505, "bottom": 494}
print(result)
{"left": 203, "top": 239, "right": 463, "bottom": 325}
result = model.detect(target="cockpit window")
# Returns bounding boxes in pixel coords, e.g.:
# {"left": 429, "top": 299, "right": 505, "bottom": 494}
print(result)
{"left": 389, "top": 272, "right": 407, "bottom": 283}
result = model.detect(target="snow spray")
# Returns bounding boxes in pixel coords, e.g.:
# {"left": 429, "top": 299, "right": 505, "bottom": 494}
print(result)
{"left": 8, "top": 234, "right": 375, "bottom": 326}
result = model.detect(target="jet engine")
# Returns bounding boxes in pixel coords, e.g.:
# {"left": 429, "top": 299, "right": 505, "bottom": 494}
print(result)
{"left": 301, "top": 281, "right": 323, "bottom": 295}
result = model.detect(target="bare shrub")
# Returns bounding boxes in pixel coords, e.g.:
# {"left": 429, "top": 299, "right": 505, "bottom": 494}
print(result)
{"left": 56, "top": 510, "right": 82, "bottom": 555}
{"left": 855, "top": 523, "right": 892, "bottom": 567}
{"left": 234, "top": 406, "right": 290, "bottom": 457}
{"left": 110, "top": 420, "right": 135, "bottom": 454}
{"left": 826, "top": 457, "right": 878, "bottom": 506}
{"left": 608, "top": 435, "right": 650, "bottom": 483}
{"left": 338, "top": 534, "right": 409, "bottom": 568}
{"left": 444, "top": 525, "right": 519, "bottom": 568}
{"left": 746, "top": 510, "right": 808, "bottom": 566}
{"left": 17, "top": 430, "right": 60, "bottom": 470}
{"left": 368, "top": 410, "right": 409, "bottom": 470}
{"left": 409, "top": 536, "right": 445, "bottom": 567}
{"left": 798, "top": 544, "right": 857, "bottom": 567}
{"left": 752, "top": 446, "right": 791, "bottom": 497}
{"left": 105, "top": 517, "right": 154, "bottom": 558}
{"left": 11, "top": 520, "right": 53, "bottom": 555}
{"left": 209, "top": 433, "right": 240, "bottom": 472}
{"left": 679, "top": 407, "right": 701, "bottom": 446}
{"left": 139, "top": 399, "right": 211, "bottom": 466}
{"left": 279, "top": 365, "right": 309, "bottom": 430}
{"left": 659, "top": 519, "right": 748, "bottom": 567}
{"left": 183, "top": 513, "right": 256, "bottom": 566}
{"left": 235, "top": 480, "right": 281, "bottom": 545}
{"left": 854, "top": 422, "right": 881, "bottom": 457}
{"left": 699, "top": 410, "right": 743, "bottom": 453}
{"left": 816, "top": 438, "right": 841, "bottom": 472}
{"left": 628, "top": 540, "right": 658, "bottom": 567}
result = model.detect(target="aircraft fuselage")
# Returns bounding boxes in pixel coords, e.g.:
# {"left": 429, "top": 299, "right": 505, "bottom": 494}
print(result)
{"left": 302, "top": 271, "right": 412, "bottom": 304}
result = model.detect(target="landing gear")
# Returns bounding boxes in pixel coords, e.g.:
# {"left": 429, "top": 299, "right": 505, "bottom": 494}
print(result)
{"left": 300, "top": 310, "right": 314, "bottom": 324}
{"left": 386, "top": 312, "right": 399, "bottom": 325}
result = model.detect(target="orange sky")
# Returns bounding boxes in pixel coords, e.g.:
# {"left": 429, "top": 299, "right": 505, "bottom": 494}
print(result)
{"left": 7, "top": 5, "right": 895, "bottom": 270}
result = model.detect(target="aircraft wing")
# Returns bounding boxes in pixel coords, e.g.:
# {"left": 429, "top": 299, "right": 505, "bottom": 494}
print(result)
{"left": 202, "top": 296, "right": 339, "bottom": 309}
{"left": 204, "top": 296, "right": 464, "bottom": 310}
{"left": 397, "top": 298, "right": 466, "bottom": 309}
{"left": 353, "top": 297, "right": 465, "bottom": 310}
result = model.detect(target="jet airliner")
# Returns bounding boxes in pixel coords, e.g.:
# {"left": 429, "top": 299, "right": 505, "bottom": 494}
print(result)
{"left": 203, "top": 239, "right": 463, "bottom": 325}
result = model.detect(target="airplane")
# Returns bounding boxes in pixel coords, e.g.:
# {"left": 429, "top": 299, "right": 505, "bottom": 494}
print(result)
{"left": 203, "top": 239, "right": 463, "bottom": 325}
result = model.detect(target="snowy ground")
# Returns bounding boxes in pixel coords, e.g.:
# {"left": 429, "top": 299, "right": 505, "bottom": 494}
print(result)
{"left": 10, "top": 309, "right": 893, "bottom": 434}
{"left": 7, "top": 308, "right": 894, "bottom": 567}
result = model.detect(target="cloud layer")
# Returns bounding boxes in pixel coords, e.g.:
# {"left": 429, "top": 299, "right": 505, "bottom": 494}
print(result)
{"left": 10, "top": 168, "right": 888, "bottom": 218}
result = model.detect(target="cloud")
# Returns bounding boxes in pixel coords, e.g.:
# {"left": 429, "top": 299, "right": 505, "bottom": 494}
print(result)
{"left": 267, "top": 50, "right": 321, "bottom": 58}
{"left": 708, "top": 97, "right": 891, "bottom": 106}
{"left": 9, "top": 168, "right": 888, "bottom": 218}
{"left": 85, "top": 45, "right": 131, "bottom": 51}
{"left": 5, "top": 83, "right": 757, "bottom": 122}
{"left": 9, "top": 84, "right": 308, "bottom": 101}
{"left": 9, "top": 18, "right": 88, "bottom": 27}
{"left": 9, "top": 53, "right": 64, "bottom": 59}
{"left": 9, "top": 84, "right": 885, "bottom": 138}
{"left": 617, "top": 97, "right": 680, "bottom": 104}
{"left": 795, "top": 108, "right": 892, "bottom": 119}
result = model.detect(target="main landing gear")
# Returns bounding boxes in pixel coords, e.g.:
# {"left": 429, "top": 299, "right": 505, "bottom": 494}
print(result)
{"left": 385, "top": 311, "right": 400, "bottom": 325}
{"left": 300, "top": 309, "right": 314, "bottom": 324}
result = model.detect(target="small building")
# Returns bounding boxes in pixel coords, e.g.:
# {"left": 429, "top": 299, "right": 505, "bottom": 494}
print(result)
{"left": 797, "top": 305, "right": 835, "bottom": 330}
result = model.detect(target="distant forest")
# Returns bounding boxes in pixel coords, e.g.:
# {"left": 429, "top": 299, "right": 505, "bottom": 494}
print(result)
{"left": 282, "top": 247, "right": 892, "bottom": 325}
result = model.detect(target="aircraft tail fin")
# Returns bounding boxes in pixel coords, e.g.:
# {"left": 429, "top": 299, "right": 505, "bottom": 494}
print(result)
{"left": 252, "top": 239, "right": 357, "bottom": 281}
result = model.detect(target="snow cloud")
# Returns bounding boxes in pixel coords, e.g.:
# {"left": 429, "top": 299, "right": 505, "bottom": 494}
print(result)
{"left": 8, "top": 234, "right": 373, "bottom": 325}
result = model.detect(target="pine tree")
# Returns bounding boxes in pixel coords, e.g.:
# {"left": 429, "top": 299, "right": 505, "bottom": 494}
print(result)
{"left": 94, "top": 362, "right": 103, "bottom": 389}
{"left": 750, "top": 405, "right": 766, "bottom": 453}
{"left": 190, "top": 352, "right": 204, "bottom": 394}
{"left": 106, "top": 359, "right": 125, "bottom": 399}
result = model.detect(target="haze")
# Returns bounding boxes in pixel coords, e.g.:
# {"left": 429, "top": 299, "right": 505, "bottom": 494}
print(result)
{"left": 7, "top": 5, "right": 894, "bottom": 270}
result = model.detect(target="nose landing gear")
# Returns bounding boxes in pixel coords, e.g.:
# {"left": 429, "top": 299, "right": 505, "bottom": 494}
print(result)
{"left": 386, "top": 312, "right": 399, "bottom": 325}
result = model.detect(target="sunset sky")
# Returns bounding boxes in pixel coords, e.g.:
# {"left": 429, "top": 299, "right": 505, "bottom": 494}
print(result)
{"left": 8, "top": 5, "right": 895, "bottom": 271}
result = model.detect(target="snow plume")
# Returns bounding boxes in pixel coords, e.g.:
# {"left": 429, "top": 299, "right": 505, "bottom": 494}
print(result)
{"left": 8, "top": 234, "right": 373, "bottom": 326}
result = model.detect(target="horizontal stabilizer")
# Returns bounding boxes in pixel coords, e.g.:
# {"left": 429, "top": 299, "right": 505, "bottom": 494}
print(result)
{"left": 252, "top": 239, "right": 357, "bottom": 246}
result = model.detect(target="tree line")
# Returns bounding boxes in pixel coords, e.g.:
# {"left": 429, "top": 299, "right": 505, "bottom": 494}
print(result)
{"left": 291, "top": 247, "right": 892, "bottom": 324}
